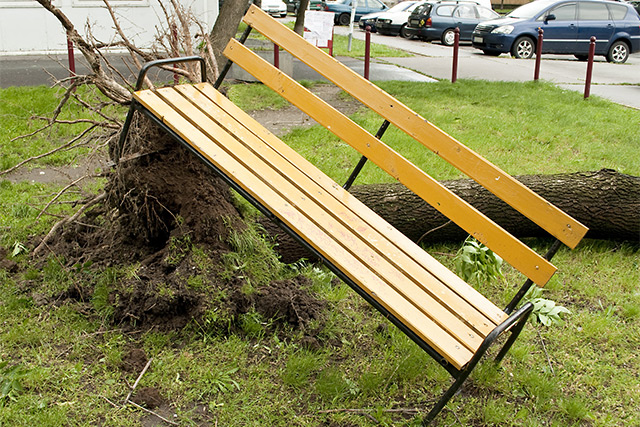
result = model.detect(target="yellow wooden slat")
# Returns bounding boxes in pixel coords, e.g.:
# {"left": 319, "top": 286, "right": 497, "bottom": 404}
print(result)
{"left": 223, "top": 39, "right": 558, "bottom": 288}
{"left": 158, "top": 85, "right": 486, "bottom": 351}
{"left": 173, "top": 84, "right": 498, "bottom": 342}
{"left": 133, "top": 88, "right": 476, "bottom": 369}
{"left": 190, "top": 82, "right": 508, "bottom": 331}
{"left": 240, "top": 4, "right": 588, "bottom": 250}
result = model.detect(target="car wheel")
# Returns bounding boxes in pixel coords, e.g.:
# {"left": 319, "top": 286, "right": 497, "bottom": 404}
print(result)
{"left": 511, "top": 36, "right": 535, "bottom": 59}
{"left": 400, "top": 24, "right": 413, "bottom": 39}
{"left": 338, "top": 13, "right": 351, "bottom": 26}
{"left": 607, "top": 40, "right": 629, "bottom": 64}
{"left": 441, "top": 28, "right": 456, "bottom": 46}
{"left": 483, "top": 50, "right": 501, "bottom": 56}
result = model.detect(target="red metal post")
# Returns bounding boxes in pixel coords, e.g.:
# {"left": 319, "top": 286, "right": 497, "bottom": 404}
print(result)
{"left": 364, "top": 26, "right": 371, "bottom": 80}
{"left": 274, "top": 43, "right": 280, "bottom": 70}
{"left": 452, "top": 27, "right": 460, "bottom": 83}
{"left": 66, "top": 36, "right": 76, "bottom": 79}
{"left": 584, "top": 36, "right": 596, "bottom": 99}
{"left": 534, "top": 28, "right": 543, "bottom": 81}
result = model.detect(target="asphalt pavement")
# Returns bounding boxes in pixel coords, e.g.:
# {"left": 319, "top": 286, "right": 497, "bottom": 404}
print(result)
{"left": 335, "top": 25, "right": 640, "bottom": 109}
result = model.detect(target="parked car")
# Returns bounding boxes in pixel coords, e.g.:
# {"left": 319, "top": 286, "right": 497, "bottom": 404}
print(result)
{"left": 262, "top": 0, "right": 288, "bottom": 17}
{"left": 359, "top": 1, "right": 420, "bottom": 33}
{"left": 405, "top": 1, "right": 499, "bottom": 45}
{"left": 471, "top": 0, "right": 640, "bottom": 63}
{"left": 284, "top": 0, "right": 323, "bottom": 14}
{"left": 322, "top": 0, "right": 388, "bottom": 25}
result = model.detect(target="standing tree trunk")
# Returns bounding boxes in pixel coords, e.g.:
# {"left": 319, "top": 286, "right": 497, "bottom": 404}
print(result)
{"left": 263, "top": 169, "right": 640, "bottom": 263}
{"left": 294, "top": 0, "right": 311, "bottom": 35}
{"left": 210, "top": 0, "right": 256, "bottom": 70}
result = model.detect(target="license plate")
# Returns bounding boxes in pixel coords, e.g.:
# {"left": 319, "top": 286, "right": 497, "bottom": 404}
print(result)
{"left": 473, "top": 36, "right": 483, "bottom": 43}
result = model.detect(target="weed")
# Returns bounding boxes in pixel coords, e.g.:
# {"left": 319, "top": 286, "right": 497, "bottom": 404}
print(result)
{"left": 523, "top": 286, "right": 570, "bottom": 326}
{"left": 454, "top": 236, "right": 504, "bottom": 285}
{"left": 198, "top": 367, "right": 240, "bottom": 399}
{"left": 0, "top": 362, "right": 28, "bottom": 404}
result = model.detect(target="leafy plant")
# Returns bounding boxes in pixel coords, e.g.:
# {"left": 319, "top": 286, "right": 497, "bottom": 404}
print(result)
{"left": 0, "top": 361, "right": 28, "bottom": 404}
{"left": 454, "top": 236, "right": 504, "bottom": 285}
{"left": 11, "top": 241, "right": 27, "bottom": 257}
{"left": 199, "top": 367, "right": 240, "bottom": 397}
{"left": 524, "top": 286, "right": 570, "bottom": 326}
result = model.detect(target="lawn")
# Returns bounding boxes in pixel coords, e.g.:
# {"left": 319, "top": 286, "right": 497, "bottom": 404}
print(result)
{"left": 0, "top": 80, "right": 638, "bottom": 426}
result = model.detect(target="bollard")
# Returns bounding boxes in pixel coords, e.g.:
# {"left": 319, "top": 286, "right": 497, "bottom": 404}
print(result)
{"left": 534, "top": 28, "right": 543, "bottom": 81}
{"left": 584, "top": 36, "right": 596, "bottom": 99}
{"left": 364, "top": 26, "right": 371, "bottom": 80}
{"left": 274, "top": 44, "right": 280, "bottom": 70}
{"left": 66, "top": 36, "right": 76, "bottom": 80}
{"left": 451, "top": 27, "right": 460, "bottom": 83}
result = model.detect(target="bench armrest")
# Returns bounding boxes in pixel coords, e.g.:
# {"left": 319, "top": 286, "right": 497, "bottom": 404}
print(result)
{"left": 135, "top": 56, "right": 207, "bottom": 91}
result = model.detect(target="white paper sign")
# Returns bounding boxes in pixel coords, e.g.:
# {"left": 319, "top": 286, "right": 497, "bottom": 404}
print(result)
{"left": 303, "top": 11, "right": 334, "bottom": 48}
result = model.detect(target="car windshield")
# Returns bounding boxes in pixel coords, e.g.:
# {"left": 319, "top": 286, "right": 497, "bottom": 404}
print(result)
{"left": 506, "top": 0, "right": 553, "bottom": 19}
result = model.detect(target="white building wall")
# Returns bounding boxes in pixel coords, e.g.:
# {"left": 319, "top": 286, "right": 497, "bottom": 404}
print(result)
{"left": 0, "top": 0, "right": 219, "bottom": 54}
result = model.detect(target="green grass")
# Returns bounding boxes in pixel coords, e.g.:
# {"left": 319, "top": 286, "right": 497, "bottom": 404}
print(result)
{"left": 1, "top": 82, "right": 639, "bottom": 426}
{"left": 283, "top": 80, "right": 640, "bottom": 184}
{"left": 0, "top": 85, "right": 123, "bottom": 172}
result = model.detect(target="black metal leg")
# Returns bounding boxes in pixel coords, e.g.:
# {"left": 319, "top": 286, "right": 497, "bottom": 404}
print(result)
{"left": 495, "top": 302, "right": 533, "bottom": 364}
{"left": 115, "top": 102, "right": 139, "bottom": 164}
{"left": 505, "top": 240, "right": 562, "bottom": 314}
{"left": 342, "top": 120, "right": 390, "bottom": 190}
{"left": 422, "top": 302, "right": 534, "bottom": 425}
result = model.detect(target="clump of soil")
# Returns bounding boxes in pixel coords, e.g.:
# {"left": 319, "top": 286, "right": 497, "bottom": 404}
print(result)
{"left": 28, "top": 113, "right": 326, "bottom": 335}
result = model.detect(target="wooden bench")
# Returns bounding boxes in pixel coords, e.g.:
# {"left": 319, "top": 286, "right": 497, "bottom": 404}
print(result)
{"left": 119, "top": 7, "right": 588, "bottom": 424}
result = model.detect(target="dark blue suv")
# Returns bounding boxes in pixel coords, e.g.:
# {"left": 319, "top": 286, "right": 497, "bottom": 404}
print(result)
{"left": 471, "top": 0, "right": 640, "bottom": 63}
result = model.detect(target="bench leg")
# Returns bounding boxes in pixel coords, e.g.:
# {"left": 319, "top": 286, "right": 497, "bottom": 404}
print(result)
{"left": 422, "top": 302, "right": 534, "bottom": 425}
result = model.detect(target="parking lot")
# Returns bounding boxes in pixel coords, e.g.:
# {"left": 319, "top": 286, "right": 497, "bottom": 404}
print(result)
{"left": 334, "top": 24, "right": 640, "bottom": 108}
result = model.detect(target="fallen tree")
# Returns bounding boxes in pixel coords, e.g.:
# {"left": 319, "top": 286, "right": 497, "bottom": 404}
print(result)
{"left": 262, "top": 169, "right": 640, "bottom": 263}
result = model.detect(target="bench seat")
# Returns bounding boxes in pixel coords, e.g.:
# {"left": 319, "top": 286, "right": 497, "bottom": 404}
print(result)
{"left": 134, "top": 82, "right": 509, "bottom": 370}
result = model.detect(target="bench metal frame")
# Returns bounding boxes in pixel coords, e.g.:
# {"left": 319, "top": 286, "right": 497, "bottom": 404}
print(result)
{"left": 118, "top": 10, "right": 581, "bottom": 421}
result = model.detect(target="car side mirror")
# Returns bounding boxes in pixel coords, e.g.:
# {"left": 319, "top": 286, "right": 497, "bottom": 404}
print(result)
{"left": 544, "top": 14, "right": 556, "bottom": 24}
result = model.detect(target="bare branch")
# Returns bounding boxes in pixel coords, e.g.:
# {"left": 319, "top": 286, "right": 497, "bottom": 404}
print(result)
{"left": 1, "top": 125, "right": 98, "bottom": 177}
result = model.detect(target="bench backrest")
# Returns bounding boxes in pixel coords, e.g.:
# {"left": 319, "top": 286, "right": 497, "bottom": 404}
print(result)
{"left": 224, "top": 5, "right": 588, "bottom": 286}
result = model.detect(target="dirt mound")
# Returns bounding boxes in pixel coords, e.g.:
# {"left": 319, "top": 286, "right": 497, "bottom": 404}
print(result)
{"left": 31, "top": 113, "right": 326, "bottom": 335}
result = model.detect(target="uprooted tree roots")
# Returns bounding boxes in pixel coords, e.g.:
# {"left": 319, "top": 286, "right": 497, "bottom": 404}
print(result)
{"left": 8, "top": 0, "right": 327, "bottom": 338}
{"left": 27, "top": 113, "right": 327, "bottom": 337}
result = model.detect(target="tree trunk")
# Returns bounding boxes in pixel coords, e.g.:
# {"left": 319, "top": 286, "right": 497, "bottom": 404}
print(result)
{"left": 262, "top": 169, "right": 640, "bottom": 263}
{"left": 294, "top": 0, "right": 311, "bottom": 35}
{"left": 209, "top": 0, "right": 256, "bottom": 71}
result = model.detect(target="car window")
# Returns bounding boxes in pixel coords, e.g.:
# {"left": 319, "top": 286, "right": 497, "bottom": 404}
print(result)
{"left": 538, "top": 3, "right": 576, "bottom": 21}
{"left": 607, "top": 3, "right": 628, "bottom": 20}
{"left": 436, "top": 5, "right": 455, "bottom": 16}
{"left": 508, "top": 1, "right": 549, "bottom": 19}
{"left": 413, "top": 2, "right": 433, "bottom": 16}
{"left": 477, "top": 6, "right": 499, "bottom": 19}
{"left": 356, "top": 0, "right": 366, "bottom": 7}
{"left": 578, "top": 2, "right": 609, "bottom": 20}
{"left": 454, "top": 5, "right": 476, "bottom": 18}
{"left": 367, "top": 0, "right": 386, "bottom": 10}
